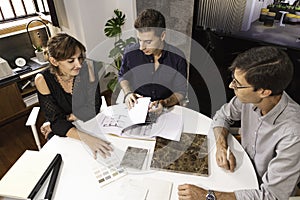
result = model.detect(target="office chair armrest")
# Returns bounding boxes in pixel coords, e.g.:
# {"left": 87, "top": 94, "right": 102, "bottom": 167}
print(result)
{"left": 26, "top": 107, "right": 40, "bottom": 126}
{"left": 25, "top": 107, "right": 41, "bottom": 150}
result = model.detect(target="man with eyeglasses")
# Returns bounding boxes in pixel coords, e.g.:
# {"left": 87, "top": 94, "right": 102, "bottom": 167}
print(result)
{"left": 118, "top": 9, "right": 187, "bottom": 113}
{"left": 178, "top": 46, "right": 300, "bottom": 200}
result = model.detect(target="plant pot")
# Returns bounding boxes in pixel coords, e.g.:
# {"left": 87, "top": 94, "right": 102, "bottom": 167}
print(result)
{"left": 35, "top": 50, "right": 46, "bottom": 62}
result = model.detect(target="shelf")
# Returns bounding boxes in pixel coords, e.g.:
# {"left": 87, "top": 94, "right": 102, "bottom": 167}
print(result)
{"left": 21, "top": 86, "right": 36, "bottom": 96}
{"left": 0, "top": 61, "right": 46, "bottom": 125}
{"left": 23, "top": 93, "right": 38, "bottom": 107}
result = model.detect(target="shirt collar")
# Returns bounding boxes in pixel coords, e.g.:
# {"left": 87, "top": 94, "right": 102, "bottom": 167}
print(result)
{"left": 252, "top": 92, "right": 288, "bottom": 124}
{"left": 141, "top": 42, "right": 169, "bottom": 60}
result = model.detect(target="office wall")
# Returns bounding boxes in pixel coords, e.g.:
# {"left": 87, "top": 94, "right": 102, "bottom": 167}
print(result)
{"left": 136, "top": 0, "right": 194, "bottom": 59}
{"left": 136, "top": 0, "right": 193, "bottom": 37}
{"left": 57, "top": 0, "right": 136, "bottom": 55}
{"left": 55, "top": 0, "right": 193, "bottom": 57}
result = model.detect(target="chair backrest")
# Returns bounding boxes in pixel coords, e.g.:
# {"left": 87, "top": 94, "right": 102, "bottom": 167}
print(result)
{"left": 115, "top": 90, "right": 124, "bottom": 104}
{"left": 25, "top": 107, "right": 41, "bottom": 150}
{"left": 100, "top": 96, "right": 108, "bottom": 111}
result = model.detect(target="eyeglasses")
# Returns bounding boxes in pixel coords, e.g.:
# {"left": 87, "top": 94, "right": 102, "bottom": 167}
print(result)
{"left": 231, "top": 74, "right": 252, "bottom": 90}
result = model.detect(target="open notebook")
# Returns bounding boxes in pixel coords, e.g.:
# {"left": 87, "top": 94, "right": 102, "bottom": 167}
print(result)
{"left": 96, "top": 98, "right": 183, "bottom": 141}
{"left": 96, "top": 97, "right": 151, "bottom": 134}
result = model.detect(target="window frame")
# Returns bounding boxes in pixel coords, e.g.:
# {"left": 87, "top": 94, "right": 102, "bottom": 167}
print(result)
{"left": 0, "top": 0, "right": 50, "bottom": 23}
{"left": 0, "top": 0, "right": 58, "bottom": 36}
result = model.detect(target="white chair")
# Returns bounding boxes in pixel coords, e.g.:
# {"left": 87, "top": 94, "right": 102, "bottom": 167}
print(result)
{"left": 26, "top": 96, "right": 108, "bottom": 150}
{"left": 25, "top": 107, "right": 42, "bottom": 150}
{"left": 115, "top": 90, "right": 124, "bottom": 104}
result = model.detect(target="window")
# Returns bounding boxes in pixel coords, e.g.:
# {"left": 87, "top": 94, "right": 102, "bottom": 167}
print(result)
{"left": 0, "top": 0, "right": 49, "bottom": 23}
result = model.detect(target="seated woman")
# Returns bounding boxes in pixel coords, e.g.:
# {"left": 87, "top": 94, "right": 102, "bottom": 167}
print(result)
{"left": 35, "top": 33, "right": 112, "bottom": 158}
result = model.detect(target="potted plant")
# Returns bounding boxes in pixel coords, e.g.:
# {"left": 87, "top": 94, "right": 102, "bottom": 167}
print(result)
{"left": 34, "top": 46, "right": 46, "bottom": 62}
{"left": 295, "top": 6, "right": 300, "bottom": 15}
{"left": 103, "top": 9, "right": 136, "bottom": 92}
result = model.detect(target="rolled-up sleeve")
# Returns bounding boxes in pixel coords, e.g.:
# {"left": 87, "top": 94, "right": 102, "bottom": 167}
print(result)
{"left": 211, "top": 96, "right": 242, "bottom": 130}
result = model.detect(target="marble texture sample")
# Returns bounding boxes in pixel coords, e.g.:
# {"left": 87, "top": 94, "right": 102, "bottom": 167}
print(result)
{"left": 151, "top": 132, "right": 208, "bottom": 176}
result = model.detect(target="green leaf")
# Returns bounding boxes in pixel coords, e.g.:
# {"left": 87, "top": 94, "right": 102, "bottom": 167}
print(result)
{"left": 107, "top": 77, "right": 118, "bottom": 92}
{"left": 125, "top": 37, "right": 137, "bottom": 44}
{"left": 114, "top": 56, "right": 122, "bottom": 71}
{"left": 35, "top": 46, "right": 43, "bottom": 52}
{"left": 104, "top": 9, "right": 126, "bottom": 38}
{"left": 109, "top": 46, "right": 122, "bottom": 58}
{"left": 103, "top": 9, "right": 136, "bottom": 91}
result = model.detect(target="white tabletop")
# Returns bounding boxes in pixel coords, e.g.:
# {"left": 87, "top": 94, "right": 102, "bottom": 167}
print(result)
{"left": 36, "top": 105, "right": 258, "bottom": 200}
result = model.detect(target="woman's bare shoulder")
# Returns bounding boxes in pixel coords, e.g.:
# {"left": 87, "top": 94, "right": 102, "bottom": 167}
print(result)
{"left": 35, "top": 73, "right": 50, "bottom": 95}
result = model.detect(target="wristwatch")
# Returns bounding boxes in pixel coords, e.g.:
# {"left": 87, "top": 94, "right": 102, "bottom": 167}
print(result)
{"left": 206, "top": 190, "right": 216, "bottom": 200}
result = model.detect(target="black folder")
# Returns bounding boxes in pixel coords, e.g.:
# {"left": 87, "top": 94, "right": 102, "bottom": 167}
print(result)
{"left": 0, "top": 151, "right": 62, "bottom": 200}
{"left": 28, "top": 153, "right": 62, "bottom": 200}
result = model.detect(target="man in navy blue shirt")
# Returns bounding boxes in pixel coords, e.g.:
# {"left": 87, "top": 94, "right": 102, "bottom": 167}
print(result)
{"left": 118, "top": 9, "right": 187, "bottom": 112}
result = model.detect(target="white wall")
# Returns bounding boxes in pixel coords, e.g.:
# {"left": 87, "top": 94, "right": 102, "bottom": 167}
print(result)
{"left": 57, "top": 0, "right": 136, "bottom": 55}
{"left": 241, "top": 0, "right": 264, "bottom": 31}
{"left": 241, "top": 0, "right": 274, "bottom": 31}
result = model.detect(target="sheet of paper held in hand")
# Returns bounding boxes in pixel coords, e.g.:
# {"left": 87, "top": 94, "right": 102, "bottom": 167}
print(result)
{"left": 95, "top": 97, "right": 183, "bottom": 141}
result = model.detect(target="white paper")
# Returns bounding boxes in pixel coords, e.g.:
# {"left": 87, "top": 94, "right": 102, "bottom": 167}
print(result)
{"left": 121, "top": 180, "right": 148, "bottom": 200}
{"left": 0, "top": 150, "right": 58, "bottom": 199}
{"left": 128, "top": 97, "right": 151, "bottom": 124}
{"left": 144, "top": 177, "right": 173, "bottom": 200}
{"left": 120, "top": 177, "right": 172, "bottom": 200}
{"left": 96, "top": 104, "right": 183, "bottom": 141}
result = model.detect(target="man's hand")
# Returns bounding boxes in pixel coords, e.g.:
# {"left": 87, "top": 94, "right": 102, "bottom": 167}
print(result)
{"left": 148, "top": 100, "right": 163, "bottom": 114}
{"left": 178, "top": 184, "right": 206, "bottom": 200}
{"left": 213, "top": 127, "right": 236, "bottom": 172}
{"left": 178, "top": 184, "right": 237, "bottom": 200}
{"left": 216, "top": 145, "right": 236, "bottom": 172}
{"left": 124, "top": 92, "right": 142, "bottom": 109}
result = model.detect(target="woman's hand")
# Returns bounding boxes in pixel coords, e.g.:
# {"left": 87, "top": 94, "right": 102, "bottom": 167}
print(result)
{"left": 40, "top": 121, "right": 52, "bottom": 139}
{"left": 67, "top": 113, "right": 77, "bottom": 122}
{"left": 78, "top": 131, "right": 113, "bottom": 159}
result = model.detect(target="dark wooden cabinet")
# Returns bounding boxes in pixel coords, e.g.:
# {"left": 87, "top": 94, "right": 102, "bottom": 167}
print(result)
{"left": 0, "top": 83, "right": 26, "bottom": 121}
{"left": 0, "top": 66, "right": 47, "bottom": 125}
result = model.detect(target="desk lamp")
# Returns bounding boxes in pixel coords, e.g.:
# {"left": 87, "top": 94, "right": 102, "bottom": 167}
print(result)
{"left": 26, "top": 19, "right": 51, "bottom": 53}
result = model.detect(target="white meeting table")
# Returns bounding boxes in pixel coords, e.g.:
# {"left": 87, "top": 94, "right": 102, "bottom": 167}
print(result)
{"left": 34, "top": 105, "right": 258, "bottom": 200}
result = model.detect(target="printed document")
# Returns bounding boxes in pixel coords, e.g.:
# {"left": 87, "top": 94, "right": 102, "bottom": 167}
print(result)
{"left": 96, "top": 103, "right": 183, "bottom": 141}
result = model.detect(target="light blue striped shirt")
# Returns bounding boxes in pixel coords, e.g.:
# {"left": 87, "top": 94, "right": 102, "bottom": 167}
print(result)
{"left": 212, "top": 92, "right": 300, "bottom": 200}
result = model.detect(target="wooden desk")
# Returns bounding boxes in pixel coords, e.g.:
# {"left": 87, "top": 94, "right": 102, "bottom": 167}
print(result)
{"left": 33, "top": 106, "right": 258, "bottom": 199}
